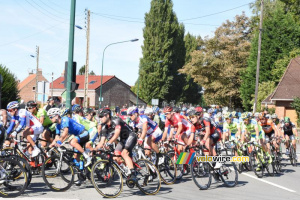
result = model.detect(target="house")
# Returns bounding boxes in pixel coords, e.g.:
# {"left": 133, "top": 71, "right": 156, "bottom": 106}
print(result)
{"left": 50, "top": 75, "right": 147, "bottom": 108}
{"left": 18, "top": 69, "right": 48, "bottom": 103}
{"left": 262, "top": 56, "right": 300, "bottom": 124}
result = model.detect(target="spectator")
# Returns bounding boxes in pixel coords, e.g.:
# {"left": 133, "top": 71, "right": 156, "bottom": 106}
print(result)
{"left": 115, "top": 105, "right": 120, "bottom": 114}
{"left": 45, "top": 97, "right": 55, "bottom": 111}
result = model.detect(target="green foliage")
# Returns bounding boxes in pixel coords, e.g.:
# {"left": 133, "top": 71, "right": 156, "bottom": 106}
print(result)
{"left": 240, "top": 0, "right": 300, "bottom": 110}
{"left": 137, "top": 0, "right": 185, "bottom": 104}
{"left": 0, "top": 64, "right": 20, "bottom": 108}
{"left": 89, "top": 70, "right": 96, "bottom": 75}
{"left": 78, "top": 65, "right": 95, "bottom": 75}
{"left": 180, "top": 13, "right": 251, "bottom": 108}
{"left": 250, "top": 81, "right": 276, "bottom": 112}
{"left": 279, "top": 0, "right": 300, "bottom": 21}
{"left": 291, "top": 97, "right": 300, "bottom": 126}
{"left": 268, "top": 107, "right": 275, "bottom": 114}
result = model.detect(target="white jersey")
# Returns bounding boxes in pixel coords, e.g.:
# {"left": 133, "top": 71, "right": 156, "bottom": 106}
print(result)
{"left": 16, "top": 109, "right": 42, "bottom": 128}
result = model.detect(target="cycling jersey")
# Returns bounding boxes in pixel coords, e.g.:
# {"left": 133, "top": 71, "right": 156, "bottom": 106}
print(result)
{"left": 280, "top": 122, "right": 296, "bottom": 136}
{"left": 36, "top": 108, "right": 52, "bottom": 127}
{"left": 259, "top": 119, "right": 276, "bottom": 136}
{"left": 131, "top": 115, "right": 158, "bottom": 135}
{"left": 73, "top": 114, "right": 97, "bottom": 131}
{"left": 194, "top": 117, "right": 217, "bottom": 136}
{"left": 165, "top": 113, "right": 195, "bottom": 136}
{"left": 241, "top": 119, "right": 263, "bottom": 137}
{"left": 7, "top": 109, "right": 43, "bottom": 136}
{"left": 56, "top": 117, "right": 85, "bottom": 136}
{"left": 100, "top": 117, "right": 133, "bottom": 141}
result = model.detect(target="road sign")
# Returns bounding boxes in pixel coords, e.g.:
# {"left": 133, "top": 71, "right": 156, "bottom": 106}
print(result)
{"left": 99, "top": 97, "right": 103, "bottom": 102}
{"left": 152, "top": 99, "right": 159, "bottom": 106}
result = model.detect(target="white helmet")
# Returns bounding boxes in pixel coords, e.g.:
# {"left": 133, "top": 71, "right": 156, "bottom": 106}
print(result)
{"left": 127, "top": 106, "right": 138, "bottom": 115}
{"left": 144, "top": 107, "right": 153, "bottom": 115}
{"left": 47, "top": 108, "right": 60, "bottom": 117}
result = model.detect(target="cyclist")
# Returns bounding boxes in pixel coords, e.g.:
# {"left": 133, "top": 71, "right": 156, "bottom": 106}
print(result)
{"left": 47, "top": 108, "right": 92, "bottom": 166}
{"left": 240, "top": 112, "right": 264, "bottom": 144}
{"left": 280, "top": 117, "right": 298, "bottom": 157}
{"left": 26, "top": 101, "right": 55, "bottom": 148}
{"left": 6, "top": 101, "right": 43, "bottom": 157}
{"left": 128, "top": 106, "right": 163, "bottom": 159}
{"left": 222, "top": 112, "right": 241, "bottom": 143}
{"left": 97, "top": 108, "right": 137, "bottom": 181}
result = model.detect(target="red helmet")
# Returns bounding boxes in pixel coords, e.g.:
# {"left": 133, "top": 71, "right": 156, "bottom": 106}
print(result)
{"left": 195, "top": 107, "right": 203, "bottom": 114}
{"left": 163, "top": 106, "right": 173, "bottom": 113}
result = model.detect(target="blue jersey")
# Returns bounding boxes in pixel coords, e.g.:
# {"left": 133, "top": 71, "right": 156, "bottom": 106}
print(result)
{"left": 159, "top": 113, "right": 166, "bottom": 122}
{"left": 130, "top": 115, "right": 158, "bottom": 135}
{"left": 56, "top": 117, "right": 85, "bottom": 136}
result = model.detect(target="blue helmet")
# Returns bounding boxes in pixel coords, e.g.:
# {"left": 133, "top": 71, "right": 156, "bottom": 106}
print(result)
{"left": 72, "top": 104, "right": 81, "bottom": 112}
{"left": 127, "top": 106, "right": 139, "bottom": 115}
{"left": 7, "top": 101, "right": 19, "bottom": 110}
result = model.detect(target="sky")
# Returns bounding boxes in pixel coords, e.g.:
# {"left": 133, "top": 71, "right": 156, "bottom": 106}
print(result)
{"left": 0, "top": 0, "right": 254, "bottom": 86}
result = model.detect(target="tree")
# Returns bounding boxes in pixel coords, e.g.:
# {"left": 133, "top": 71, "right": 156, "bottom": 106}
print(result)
{"left": 78, "top": 65, "right": 96, "bottom": 75}
{"left": 240, "top": 0, "right": 300, "bottom": 110}
{"left": 250, "top": 81, "right": 276, "bottom": 112}
{"left": 180, "top": 13, "right": 251, "bottom": 108}
{"left": 291, "top": 97, "right": 300, "bottom": 126}
{"left": 137, "top": 0, "right": 186, "bottom": 104}
{"left": 179, "top": 33, "right": 203, "bottom": 104}
{"left": 0, "top": 64, "right": 19, "bottom": 108}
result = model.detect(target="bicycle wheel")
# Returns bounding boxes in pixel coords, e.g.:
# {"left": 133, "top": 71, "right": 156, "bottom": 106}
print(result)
{"left": 167, "top": 150, "right": 183, "bottom": 180}
{"left": 273, "top": 152, "right": 283, "bottom": 173}
{"left": 42, "top": 155, "right": 74, "bottom": 192}
{"left": 0, "top": 157, "right": 28, "bottom": 198}
{"left": 290, "top": 146, "right": 297, "bottom": 166}
{"left": 157, "top": 153, "right": 176, "bottom": 185}
{"left": 219, "top": 162, "right": 238, "bottom": 187}
{"left": 250, "top": 151, "right": 264, "bottom": 178}
{"left": 91, "top": 160, "right": 123, "bottom": 198}
{"left": 135, "top": 159, "right": 161, "bottom": 195}
{"left": 10, "top": 155, "right": 32, "bottom": 186}
{"left": 190, "top": 157, "right": 211, "bottom": 190}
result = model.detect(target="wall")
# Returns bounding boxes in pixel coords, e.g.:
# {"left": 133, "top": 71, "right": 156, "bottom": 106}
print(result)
{"left": 19, "top": 72, "right": 48, "bottom": 103}
{"left": 275, "top": 100, "right": 298, "bottom": 124}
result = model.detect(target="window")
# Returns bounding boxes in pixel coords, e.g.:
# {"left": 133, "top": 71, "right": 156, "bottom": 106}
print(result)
{"left": 61, "top": 81, "right": 64, "bottom": 84}
{"left": 89, "top": 80, "right": 96, "bottom": 84}
{"left": 32, "top": 87, "right": 35, "bottom": 91}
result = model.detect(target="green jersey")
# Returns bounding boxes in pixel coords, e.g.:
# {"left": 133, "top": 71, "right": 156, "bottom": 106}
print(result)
{"left": 72, "top": 114, "right": 96, "bottom": 130}
{"left": 223, "top": 121, "right": 239, "bottom": 134}
{"left": 241, "top": 119, "right": 263, "bottom": 136}
{"left": 36, "top": 108, "right": 52, "bottom": 127}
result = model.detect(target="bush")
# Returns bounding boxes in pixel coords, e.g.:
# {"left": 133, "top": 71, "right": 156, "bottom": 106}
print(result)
{"left": 291, "top": 97, "right": 300, "bottom": 126}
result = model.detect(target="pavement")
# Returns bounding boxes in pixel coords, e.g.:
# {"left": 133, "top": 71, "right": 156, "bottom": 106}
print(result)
{"left": 7, "top": 145, "right": 300, "bottom": 200}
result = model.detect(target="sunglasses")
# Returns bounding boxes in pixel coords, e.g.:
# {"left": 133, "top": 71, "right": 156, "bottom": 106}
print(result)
{"left": 49, "top": 115, "right": 56, "bottom": 119}
{"left": 8, "top": 109, "right": 14, "bottom": 112}
{"left": 99, "top": 115, "right": 105, "bottom": 118}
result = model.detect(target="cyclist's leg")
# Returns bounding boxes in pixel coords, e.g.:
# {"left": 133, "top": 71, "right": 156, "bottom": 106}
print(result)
{"left": 150, "top": 128, "right": 162, "bottom": 154}
{"left": 290, "top": 135, "right": 296, "bottom": 152}
{"left": 41, "top": 128, "right": 52, "bottom": 147}
{"left": 121, "top": 133, "right": 137, "bottom": 170}
{"left": 144, "top": 136, "right": 152, "bottom": 157}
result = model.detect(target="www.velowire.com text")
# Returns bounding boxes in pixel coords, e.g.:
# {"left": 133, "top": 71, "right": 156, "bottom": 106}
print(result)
{"left": 195, "top": 155, "right": 249, "bottom": 162}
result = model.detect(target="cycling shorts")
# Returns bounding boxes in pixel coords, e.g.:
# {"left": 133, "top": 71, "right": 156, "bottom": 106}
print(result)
{"left": 75, "top": 130, "right": 90, "bottom": 146}
{"left": 115, "top": 132, "right": 137, "bottom": 155}
{"left": 210, "top": 129, "right": 221, "bottom": 144}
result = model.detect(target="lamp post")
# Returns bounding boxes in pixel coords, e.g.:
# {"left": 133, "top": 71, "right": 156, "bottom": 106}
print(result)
{"left": 30, "top": 45, "right": 39, "bottom": 102}
{"left": 99, "top": 39, "right": 139, "bottom": 108}
{"left": 136, "top": 60, "right": 163, "bottom": 106}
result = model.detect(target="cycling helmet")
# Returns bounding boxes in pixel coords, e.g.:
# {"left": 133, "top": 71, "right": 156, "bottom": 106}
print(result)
{"left": 60, "top": 108, "right": 70, "bottom": 117}
{"left": 98, "top": 108, "right": 111, "bottom": 117}
{"left": 7, "top": 101, "right": 19, "bottom": 110}
{"left": 223, "top": 112, "right": 232, "bottom": 119}
{"left": 139, "top": 108, "right": 145, "bottom": 115}
{"left": 258, "top": 112, "right": 265, "bottom": 120}
{"left": 188, "top": 110, "right": 197, "bottom": 117}
{"left": 254, "top": 112, "right": 259, "bottom": 118}
{"left": 216, "top": 112, "right": 222, "bottom": 118}
{"left": 195, "top": 107, "right": 203, "bottom": 114}
{"left": 47, "top": 108, "right": 60, "bottom": 117}
{"left": 163, "top": 106, "right": 173, "bottom": 113}
{"left": 266, "top": 114, "right": 271, "bottom": 119}
{"left": 152, "top": 106, "right": 159, "bottom": 113}
{"left": 27, "top": 100, "right": 37, "bottom": 108}
{"left": 182, "top": 107, "right": 187, "bottom": 112}
{"left": 231, "top": 111, "right": 238, "bottom": 118}
{"left": 248, "top": 112, "right": 253, "bottom": 118}
{"left": 241, "top": 112, "right": 251, "bottom": 119}
{"left": 173, "top": 107, "right": 180, "bottom": 113}
{"left": 127, "top": 106, "right": 139, "bottom": 115}
{"left": 144, "top": 108, "right": 153, "bottom": 115}
{"left": 271, "top": 113, "right": 277, "bottom": 119}
{"left": 72, "top": 104, "right": 81, "bottom": 113}
{"left": 207, "top": 108, "right": 214, "bottom": 114}
{"left": 284, "top": 117, "right": 290, "bottom": 123}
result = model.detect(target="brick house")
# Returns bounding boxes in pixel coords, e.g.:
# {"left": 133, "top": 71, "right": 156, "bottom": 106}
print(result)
{"left": 262, "top": 56, "right": 300, "bottom": 124}
{"left": 18, "top": 69, "right": 48, "bottom": 103}
{"left": 50, "top": 75, "right": 147, "bottom": 108}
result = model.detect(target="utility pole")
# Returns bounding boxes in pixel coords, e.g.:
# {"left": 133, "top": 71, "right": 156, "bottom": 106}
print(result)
{"left": 83, "top": 9, "right": 90, "bottom": 108}
{"left": 66, "top": 0, "right": 76, "bottom": 109}
{"left": 35, "top": 46, "right": 39, "bottom": 102}
{"left": 253, "top": 0, "right": 264, "bottom": 113}
{"left": 51, "top": 72, "right": 54, "bottom": 98}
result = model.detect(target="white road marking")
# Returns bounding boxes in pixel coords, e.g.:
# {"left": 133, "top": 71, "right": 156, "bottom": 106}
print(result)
{"left": 241, "top": 172, "right": 296, "bottom": 193}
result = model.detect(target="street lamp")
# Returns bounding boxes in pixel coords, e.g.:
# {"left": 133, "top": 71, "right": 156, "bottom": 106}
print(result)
{"left": 99, "top": 39, "right": 139, "bottom": 108}
{"left": 136, "top": 60, "right": 163, "bottom": 106}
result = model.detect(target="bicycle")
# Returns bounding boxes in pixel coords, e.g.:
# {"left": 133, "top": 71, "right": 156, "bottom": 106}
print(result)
{"left": 287, "top": 138, "right": 298, "bottom": 166}
{"left": 132, "top": 143, "right": 177, "bottom": 185}
{"left": 91, "top": 148, "right": 161, "bottom": 198}
{"left": 249, "top": 141, "right": 274, "bottom": 178}
{"left": 190, "top": 144, "right": 238, "bottom": 190}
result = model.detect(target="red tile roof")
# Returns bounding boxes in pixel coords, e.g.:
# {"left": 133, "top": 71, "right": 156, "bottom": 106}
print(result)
{"left": 51, "top": 75, "right": 115, "bottom": 90}
{"left": 18, "top": 74, "right": 36, "bottom": 90}
{"left": 271, "top": 56, "right": 300, "bottom": 101}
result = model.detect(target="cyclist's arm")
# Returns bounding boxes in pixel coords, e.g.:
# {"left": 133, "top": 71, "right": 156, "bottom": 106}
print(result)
{"left": 203, "top": 126, "right": 211, "bottom": 141}
{"left": 174, "top": 123, "right": 183, "bottom": 138}
{"left": 162, "top": 127, "right": 168, "bottom": 141}
{"left": 254, "top": 125, "right": 259, "bottom": 139}
{"left": 15, "top": 116, "right": 26, "bottom": 133}
{"left": 59, "top": 127, "right": 69, "bottom": 142}
{"left": 6, "top": 119, "right": 16, "bottom": 135}
{"left": 107, "top": 127, "right": 121, "bottom": 144}
{"left": 292, "top": 127, "right": 298, "bottom": 137}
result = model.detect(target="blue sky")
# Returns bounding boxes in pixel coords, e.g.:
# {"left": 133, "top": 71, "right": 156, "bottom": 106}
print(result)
{"left": 0, "top": 0, "right": 254, "bottom": 86}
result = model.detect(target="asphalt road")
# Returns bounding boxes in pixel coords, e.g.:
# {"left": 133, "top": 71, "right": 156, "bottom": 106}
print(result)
{"left": 8, "top": 145, "right": 300, "bottom": 200}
